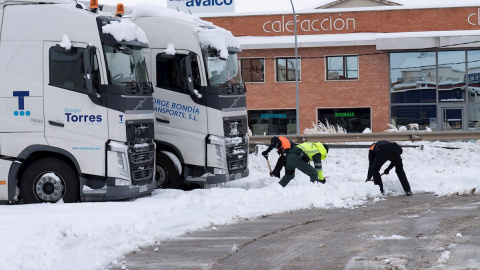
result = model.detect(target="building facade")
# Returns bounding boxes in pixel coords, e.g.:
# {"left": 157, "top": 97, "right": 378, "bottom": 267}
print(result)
{"left": 205, "top": 4, "right": 480, "bottom": 134}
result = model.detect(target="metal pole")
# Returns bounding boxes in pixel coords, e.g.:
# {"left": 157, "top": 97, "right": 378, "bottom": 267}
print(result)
{"left": 289, "top": 0, "right": 300, "bottom": 135}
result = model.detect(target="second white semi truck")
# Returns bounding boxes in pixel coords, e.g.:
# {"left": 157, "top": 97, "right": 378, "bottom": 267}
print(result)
{"left": 126, "top": 4, "right": 249, "bottom": 189}
{"left": 0, "top": 0, "right": 156, "bottom": 204}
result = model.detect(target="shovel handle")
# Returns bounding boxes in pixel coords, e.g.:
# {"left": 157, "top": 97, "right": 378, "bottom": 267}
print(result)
{"left": 266, "top": 159, "right": 272, "bottom": 174}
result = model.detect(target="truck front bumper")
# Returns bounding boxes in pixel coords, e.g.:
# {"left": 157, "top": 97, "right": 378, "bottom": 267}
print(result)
{"left": 186, "top": 168, "right": 249, "bottom": 185}
{"left": 80, "top": 177, "right": 156, "bottom": 202}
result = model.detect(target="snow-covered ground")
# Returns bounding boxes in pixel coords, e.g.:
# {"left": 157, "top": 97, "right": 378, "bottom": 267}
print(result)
{"left": 1, "top": 141, "right": 479, "bottom": 270}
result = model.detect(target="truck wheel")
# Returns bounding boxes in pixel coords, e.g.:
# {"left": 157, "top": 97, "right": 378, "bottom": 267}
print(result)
{"left": 20, "top": 158, "right": 80, "bottom": 204}
{"left": 156, "top": 152, "right": 183, "bottom": 189}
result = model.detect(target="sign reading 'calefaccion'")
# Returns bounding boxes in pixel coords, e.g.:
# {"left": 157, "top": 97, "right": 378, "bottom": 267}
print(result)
{"left": 263, "top": 15, "right": 356, "bottom": 34}
{"left": 167, "top": 0, "right": 235, "bottom": 14}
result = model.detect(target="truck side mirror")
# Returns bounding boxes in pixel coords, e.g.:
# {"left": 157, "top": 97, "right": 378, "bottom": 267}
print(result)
{"left": 83, "top": 46, "right": 100, "bottom": 99}
{"left": 184, "top": 53, "right": 195, "bottom": 96}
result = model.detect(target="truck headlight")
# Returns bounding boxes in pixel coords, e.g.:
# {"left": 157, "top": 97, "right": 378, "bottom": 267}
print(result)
{"left": 215, "top": 145, "right": 226, "bottom": 168}
{"left": 116, "top": 152, "right": 129, "bottom": 177}
{"left": 109, "top": 141, "right": 131, "bottom": 180}
{"left": 209, "top": 135, "right": 227, "bottom": 168}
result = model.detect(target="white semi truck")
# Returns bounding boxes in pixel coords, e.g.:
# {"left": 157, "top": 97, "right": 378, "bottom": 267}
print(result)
{"left": 117, "top": 4, "right": 249, "bottom": 189}
{"left": 0, "top": 0, "right": 156, "bottom": 204}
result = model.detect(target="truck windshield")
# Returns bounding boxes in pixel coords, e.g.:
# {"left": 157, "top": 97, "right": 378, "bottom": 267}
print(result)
{"left": 205, "top": 50, "right": 241, "bottom": 86}
{"left": 103, "top": 45, "right": 149, "bottom": 85}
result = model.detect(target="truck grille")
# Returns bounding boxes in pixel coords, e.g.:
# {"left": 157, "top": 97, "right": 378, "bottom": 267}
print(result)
{"left": 130, "top": 152, "right": 154, "bottom": 165}
{"left": 126, "top": 120, "right": 155, "bottom": 185}
{"left": 132, "top": 167, "right": 154, "bottom": 183}
{"left": 224, "top": 116, "right": 248, "bottom": 174}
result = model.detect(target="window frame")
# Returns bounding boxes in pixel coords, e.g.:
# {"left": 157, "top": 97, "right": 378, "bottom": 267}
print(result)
{"left": 49, "top": 45, "right": 94, "bottom": 94}
{"left": 240, "top": 57, "right": 265, "bottom": 83}
{"left": 275, "top": 56, "right": 301, "bottom": 82}
{"left": 155, "top": 51, "right": 201, "bottom": 94}
{"left": 247, "top": 108, "right": 297, "bottom": 135}
{"left": 325, "top": 55, "right": 359, "bottom": 81}
{"left": 316, "top": 106, "right": 371, "bottom": 133}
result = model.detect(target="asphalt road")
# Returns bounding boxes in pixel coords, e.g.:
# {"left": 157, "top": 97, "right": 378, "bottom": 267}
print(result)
{"left": 110, "top": 192, "right": 480, "bottom": 270}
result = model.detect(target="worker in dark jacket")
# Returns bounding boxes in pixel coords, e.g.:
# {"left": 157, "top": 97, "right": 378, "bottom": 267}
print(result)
{"left": 366, "top": 140, "right": 412, "bottom": 196}
{"left": 262, "top": 136, "right": 296, "bottom": 178}
{"left": 279, "top": 142, "right": 329, "bottom": 187}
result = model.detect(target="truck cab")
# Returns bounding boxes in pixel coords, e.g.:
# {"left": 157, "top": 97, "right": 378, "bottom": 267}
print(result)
{"left": 129, "top": 5, "right": 249, "bottom": 188}
{"left": 0, "top": 1, "right": 156, "bottom": 203}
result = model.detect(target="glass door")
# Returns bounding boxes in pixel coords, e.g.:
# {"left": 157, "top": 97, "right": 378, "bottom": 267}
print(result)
{"left": 440, "top": 107, "right": 464, "bottom": 131}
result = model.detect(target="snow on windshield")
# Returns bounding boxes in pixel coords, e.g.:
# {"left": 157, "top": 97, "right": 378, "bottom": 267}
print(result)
{"left": 102, "top": 19, "right": 148, "bottom": 44}
{"left": 132, "top": 4, "right": 240, "bottom": 59}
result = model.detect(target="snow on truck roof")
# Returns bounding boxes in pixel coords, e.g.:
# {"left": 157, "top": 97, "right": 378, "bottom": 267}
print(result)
{"left": 102, "top": 18, "right": 149, "bottom": 44}
{"left": 131, "top": 4, "right": 241, "bottom": 58}
{"left": 0, "top": 0, "right": 74, "bottom": 5}
{"left": 0, "top": 0, "right": 148, "bottom": 45}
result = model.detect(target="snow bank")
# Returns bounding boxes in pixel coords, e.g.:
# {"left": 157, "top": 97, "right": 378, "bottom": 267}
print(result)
{"left": 0, "top": 141, "right": 479, "bottom": 270}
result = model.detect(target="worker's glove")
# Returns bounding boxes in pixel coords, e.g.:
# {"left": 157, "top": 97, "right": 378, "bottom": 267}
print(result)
{"left": 383, "top": 169, "right": 390, "bottom": 175}
{"left": 319, "top": 179, "right": 326, "bottom": 184}
{"left": 270, "top": 169, "right": 280, "bottom": 178}
{"left": 261, "top": 150, "right": 268, "bottom": 159}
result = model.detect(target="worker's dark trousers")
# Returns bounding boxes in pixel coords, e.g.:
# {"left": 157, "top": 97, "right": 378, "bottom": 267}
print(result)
{"left": 372, "top": 149, "right": 411, "bottom": 192}
{"left": 279, "top": 153, "right": 318, "bottom": 187}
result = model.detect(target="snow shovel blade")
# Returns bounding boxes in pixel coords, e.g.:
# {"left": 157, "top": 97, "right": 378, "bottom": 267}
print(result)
{"left": 365, "top": 173, "right": 385, "bottom": 182}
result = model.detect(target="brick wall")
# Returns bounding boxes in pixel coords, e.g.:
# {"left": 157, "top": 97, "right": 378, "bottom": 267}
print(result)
{"left": 202, "top": 6, "right": 480, "bottom": 133}
{"left": 239, "top": 46, "right": 389, "bottom": 133}
{"left": 206, "top": 7, "right": 480, "bottom": 37}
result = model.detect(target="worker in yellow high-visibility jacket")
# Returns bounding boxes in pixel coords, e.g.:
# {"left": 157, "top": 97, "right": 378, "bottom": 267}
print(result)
{"left": 279, "top": 142, "right": 329, "bottom": 187}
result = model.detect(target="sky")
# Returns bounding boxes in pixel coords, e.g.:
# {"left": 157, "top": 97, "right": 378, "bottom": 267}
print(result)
{"left": 1, "top": 140, "right": 479, "bottom": 270}
{"left": 96, "top": 0, "right": 480, "bottom": 14}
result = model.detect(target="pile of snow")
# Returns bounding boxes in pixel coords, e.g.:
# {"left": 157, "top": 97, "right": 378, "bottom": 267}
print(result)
{"left": 102, "top": 19, "right": 148, "bottom": 44}
{"left": 58, "top": 34, "right": 72, "bottom": 50}
{"left": 1, "top": 140, "right": 479, "bottom": 270}
{"left": 132, "top": 4, "right": 240, "bottom": 59}
{"left": 162, "top": 43, "right": 176, "bottom": 55}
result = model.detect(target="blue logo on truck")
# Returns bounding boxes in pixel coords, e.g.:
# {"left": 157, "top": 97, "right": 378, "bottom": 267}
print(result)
{"left": 13, "top": 91, "right": 30, "bottom": 116}
{"left": 64, "top": 108, "right": 102, "bottom": 125}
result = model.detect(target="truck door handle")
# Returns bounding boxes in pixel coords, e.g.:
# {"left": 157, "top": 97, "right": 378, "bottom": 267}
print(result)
{"left": 48, "top": 120, "right": 64, "bottom": 127}
{"left": 156, "top": 118, "right": 169, "bottom": 124}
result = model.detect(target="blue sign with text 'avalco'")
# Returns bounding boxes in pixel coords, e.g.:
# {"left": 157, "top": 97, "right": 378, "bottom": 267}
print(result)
{"left": 167, "top": 0, "right": 235, "bottom": 14}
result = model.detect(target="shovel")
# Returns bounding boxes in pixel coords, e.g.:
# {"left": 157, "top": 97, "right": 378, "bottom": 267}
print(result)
{"left": 266, "top": 159, "right": 273, "bottom": 175}
{"left": 365, "top": 172, "right": 385, "bottom": 182}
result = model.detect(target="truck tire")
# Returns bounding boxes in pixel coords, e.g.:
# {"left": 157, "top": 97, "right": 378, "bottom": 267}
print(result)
{"left": 156, "top": 151, "right": 183, "bottom": 189}
{"left": 20, "top": 157, "right": 80, "bottom": 204}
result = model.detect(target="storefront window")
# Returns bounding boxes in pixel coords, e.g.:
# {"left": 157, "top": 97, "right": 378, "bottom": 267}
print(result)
{"left": 276, "top": 57, "right": 300, "bottom": 82}
{"left": 241, "top": 58, "right": 265, "bottom": 83}
{"left": 391, "top": 105, "right": 437, "bottom": 131}
{"left": 390, "top": 52, "right": 436, "bottom": 103}
{"left": 317, "top": 107, "right": 370, "bottom": 133}
{"left": 467, "top": 50, "right": 480, "bottom": 102}
{"left": 468, "top": 104, "right": 480, "bottom": 130}
{"left": 248, "top": 109, "right": 297, "bottom": 135}
{"left": 326, "top": 56, "right": 358, "bottom": 80}
{"left": 438, "top": 51, "right": 466, "bottom": 102}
